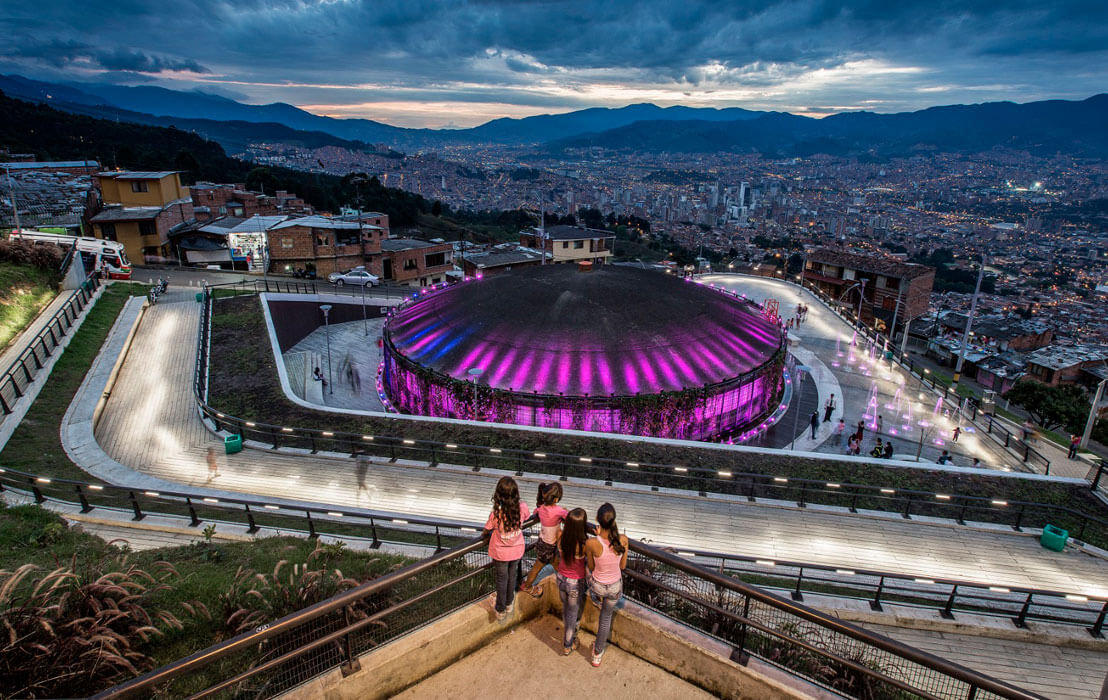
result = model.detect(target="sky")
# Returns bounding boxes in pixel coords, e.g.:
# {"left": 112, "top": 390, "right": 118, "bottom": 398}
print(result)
{"left": 1, "top": 0, "right": 1105, "bottom": 129}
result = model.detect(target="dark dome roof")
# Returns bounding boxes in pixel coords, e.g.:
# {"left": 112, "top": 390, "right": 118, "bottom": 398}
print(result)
{"left": 386, "top": 266, "right": 783, "bottom": 396}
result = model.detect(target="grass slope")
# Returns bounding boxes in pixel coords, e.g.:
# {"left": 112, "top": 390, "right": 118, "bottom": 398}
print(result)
{"left": 0, "top": 263, "right": 58, "bottom": 351}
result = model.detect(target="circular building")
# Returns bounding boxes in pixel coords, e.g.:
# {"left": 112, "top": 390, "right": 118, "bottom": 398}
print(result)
{"left": 381, "top": 266, "right": 786, "bottom": 441}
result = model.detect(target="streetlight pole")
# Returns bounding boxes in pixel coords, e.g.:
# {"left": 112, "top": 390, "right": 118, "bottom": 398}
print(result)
{"left": 361, "top": 279, "right": 368, "bottom": 336}
{"left": 1080, "top": 361, "right": 1107, "bottom": 450}
{"left": 951, "top": 257, "right": 986, "bottom": 395}
{"left": 790, "top": 364, "right": 810, "bottom": 450}
{"left": 856, "top": 278, "right": 868, "bottom": 323}
{"left": 467, "top": 367, "right": 483, "bottom": 419}
{"left": 320, "top": 304, "right": 333, "bottom": 395}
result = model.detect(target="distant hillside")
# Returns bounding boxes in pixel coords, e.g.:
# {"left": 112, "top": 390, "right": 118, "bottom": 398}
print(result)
{"left": 552, "top": 95, "right": 1108, "bottom": 157}
{"left": 0, "top": 91, "right": 431, "bottom": 224}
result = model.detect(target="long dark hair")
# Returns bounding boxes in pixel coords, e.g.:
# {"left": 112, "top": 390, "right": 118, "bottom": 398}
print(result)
{"left": 536, "top": 481, "right": 563, "bottom": 507}
{"left": 596, "top": 502, "right": 625, "bottom": 555}
{"left": 492, "top": 476, "right": 521, "bottom": 531}
{"left": 560, "top": 508, "right": 588, "bottom": 564}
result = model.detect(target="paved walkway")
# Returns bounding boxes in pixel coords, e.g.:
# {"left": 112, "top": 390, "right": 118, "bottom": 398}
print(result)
{"left": 77, "top": 294, "right": 1108, "bottom": 599}
{"left": 864, "top": 622, "right": 1108, "bottom": 700}
{"left": 702, "top": 275, "right": 1025, "bottom": 470}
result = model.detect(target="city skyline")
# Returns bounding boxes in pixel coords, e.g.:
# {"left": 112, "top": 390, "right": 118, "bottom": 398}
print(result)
{"left": 0, "top": 1, "right": 1105, "bottom": 128}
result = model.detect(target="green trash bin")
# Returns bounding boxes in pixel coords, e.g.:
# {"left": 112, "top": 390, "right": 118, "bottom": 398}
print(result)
{"left": 1040, "top": 524, "right": 1068, "bottom": 552}
{"left": 195, "top": 292, "right": 204, "bottom": 303}
{"left": 224, "top": 434, "right": 243, "bottom": 455}
{"left": 884, "top": 350, "right": 894, "bottom": 360}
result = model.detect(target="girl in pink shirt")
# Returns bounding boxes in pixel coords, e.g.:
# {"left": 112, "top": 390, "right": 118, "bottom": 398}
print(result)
{"left": 520, "top": 482, "right": 568, "bottom": 597}
{"left": 484, "top": 476, "right": 530, "bottom": 620}
{"left": 585, "top": 502, "right": 628, "bottom": 667}
{"left": 555, "top": 507, "right": 588, "bottom": 655}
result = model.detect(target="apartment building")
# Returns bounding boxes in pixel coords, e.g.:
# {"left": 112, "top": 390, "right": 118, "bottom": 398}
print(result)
{"left": 90, "top": 171, "right": 194, "bottom": 264}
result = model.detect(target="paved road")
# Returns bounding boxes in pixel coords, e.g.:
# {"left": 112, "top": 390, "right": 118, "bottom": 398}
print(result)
{"left": 88, "top": 293, "right": 1108, "bottom": 598}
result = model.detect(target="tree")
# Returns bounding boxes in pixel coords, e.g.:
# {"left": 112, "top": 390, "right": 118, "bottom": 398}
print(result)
{"left": 431, "top": 200, "right": 442, "bottom": 217}
{"left": 1003, "top": 381, "right": 1088, "bottom": 432}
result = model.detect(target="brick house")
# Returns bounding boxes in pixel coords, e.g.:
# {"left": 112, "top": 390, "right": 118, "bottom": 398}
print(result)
{"left": 189, "top": 183, "right": 314, "bottom": 222}
{"left": 803, "top": 247, "right": 935, "bottom": 341}
{"left": 1024, "top": 345, "right": 1108, "bottom": 387}
{"left": 266, "top": 215, "right": 385, "bottom": 277}
{"left": 461, "top": 247, "right": 543, "bottom": 278}
{"left": 380, "top": 238, "right": 454, "bottom": 286}
{"left": 519, "top": 225, "right": 614, "bottom": 265}
{"left": 90, "top": 171, "right": 194, "bottom": 264}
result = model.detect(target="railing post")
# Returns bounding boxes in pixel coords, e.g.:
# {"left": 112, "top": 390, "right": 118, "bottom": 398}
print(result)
{"left": 746, "top": 478, "right": 756, "bottom": 503}
{"left": 1013, "top": 504, "right": 1025, "bottom": 532}
{"left": 370, "top": 519, "right": 381, "bottom": 549}
{"left": 1014, "top": 592, "right": 1033, "bottom": 628}
{"left": 129, "top": 491, "right": 145, "bottom": 521}
{"left": 941, "top": 585, "right": 958, "bottom": 619}
{"left": 957, "top": 501, "right": 968, "bottom": 525}
{"left": 902, "top": 495, "right": 913, "bottom": 519}
{"left": 792, "top": 567, "right": 804, "bottom": 601}
{"left": 797, "top": 483, "right": 806, "bottom": 508}
{"left": 733, "top": 595, "right": 752, "bottom": 665}
{"left": 435, "top": 527, "right": 443, "bottom": 553}
{"left": 870, "top": 576, "right": 885, "bottom": 611}
{"left": 31, "top": 481, "right": 45, "bottom": 504}
{"left": 1090, "top": 600, "right": 1108, "bottom": 639}
{"left": 1092, "top": 461, "right": 1107, "bottom": 491}
{"left": 245, "top": 504, "right": 259, "bottom": 533}
{"left": 339, "top": 606, "right": 361, "bottom": 677}
{"left": 75, "top": 485, "right": 92, "bottom": 513}
{"left": 966, "top": 686, "right": 979, "bottom": 700}
{"left": 306, "top": 510, "right": 318, "bottom": 538}
{"left": 186, "top": 497, "right": 201, "bottom": 527}
{"left": 849, "top": 491, "right": 858, "bottom": 514}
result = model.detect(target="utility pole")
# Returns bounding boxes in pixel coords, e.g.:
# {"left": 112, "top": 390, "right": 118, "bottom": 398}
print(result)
{"left": 951, "top": 257, "right": 986, "bottom": 394}
{"left": 1080, "top": 361, "right": 1107, "bottom": 450}
{"left": 4, "top": 164, "right": 22, "bottom": 232}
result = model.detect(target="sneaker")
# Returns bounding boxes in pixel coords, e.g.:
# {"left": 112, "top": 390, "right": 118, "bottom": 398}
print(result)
{"left": 562, "top": 639, "right": 578, "bottom": 656}
{"left": 495, "top": 609, "right": 507, "bottom": 622}
{"left": 591, "top": 646, "right": 604, "bottom": 667}
{"left": 505, "top": 602, "right": 514, "bottom": 616}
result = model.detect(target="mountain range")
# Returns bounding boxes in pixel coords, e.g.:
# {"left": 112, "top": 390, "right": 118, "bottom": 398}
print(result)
{"left": 2, "top": 73, "right": 1107, "bottom": 158}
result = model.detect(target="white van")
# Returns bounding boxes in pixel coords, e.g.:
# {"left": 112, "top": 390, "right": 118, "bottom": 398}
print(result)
{"left": 7, "top": 230, "right": 133, "bottom": 279}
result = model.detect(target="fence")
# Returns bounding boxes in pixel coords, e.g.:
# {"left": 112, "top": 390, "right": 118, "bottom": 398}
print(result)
{"left": 677, "top": 547, "right": 1108, "bottom": 638}
{"left": 0, "top": 270, "right": 102, "bottom": 420}
{"left": 88, "top": 513, "right": 1045, "bottom": 699}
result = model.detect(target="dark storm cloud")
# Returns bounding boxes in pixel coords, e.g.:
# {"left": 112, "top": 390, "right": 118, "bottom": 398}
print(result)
{"left": 2, "top": 0, "right": 1105, "bottom": 125}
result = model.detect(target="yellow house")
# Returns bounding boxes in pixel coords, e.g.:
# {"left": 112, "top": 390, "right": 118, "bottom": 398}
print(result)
{"left": 91, "top": 171, "right": 194, "bottom": 264}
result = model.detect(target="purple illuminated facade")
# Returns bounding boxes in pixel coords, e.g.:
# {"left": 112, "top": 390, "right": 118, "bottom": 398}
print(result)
{"left": 382, "top": 266, "right": 786, "bottom": 441}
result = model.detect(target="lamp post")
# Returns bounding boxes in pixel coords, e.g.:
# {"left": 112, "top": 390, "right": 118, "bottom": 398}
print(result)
{"left": 361, "top": 278, "right": 368, "bottom": 336}
{"left": 1080, "top": 361, "right": 1107, "bottom": 450}
{"left": 951, "top": 256, "right": 986, "bottom": 395}
{"left": 467, "top": 367, "right": 483, "bottom": 419}
{"left": 319, "top": 304, "right": 333, "bottom": 395}
{"left": 790, "top": 364, "right": 810, "bottom": 450}
{"left": 856, "top": 277, "right": 869, "bottom": 324}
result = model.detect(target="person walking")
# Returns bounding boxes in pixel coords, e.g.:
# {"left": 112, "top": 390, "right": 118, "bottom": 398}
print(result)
{"left": 205, "top": 446, "right": 220, "bottom": 481}
{"left": 855, "top": 420, "right": 865, "bottom": 443}
{"left": 832, "top": 419, "right": 845, "bottom": 446}
{"left": 809, "top": 410, "right": 819, "bottom": 440}
{"left": 951, "top": 426, "right": 961, "bottom": 443}
{"left": 1068, "top": 434, "right": 1080, "bottom": 460}
{"left": 823, "top": 393, "right": 836, "bottom": 422}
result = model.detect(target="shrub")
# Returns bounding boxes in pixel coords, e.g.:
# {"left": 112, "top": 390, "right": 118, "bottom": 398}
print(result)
{"left": 0, "top": 558, "right": 202, "bottom": 699}
{"left": 0, "top": 240, "right": 64, "bottom": 271}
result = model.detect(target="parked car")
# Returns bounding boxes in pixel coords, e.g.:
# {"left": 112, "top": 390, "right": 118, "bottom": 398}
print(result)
{"left": 328, "top": 267, "right": 379, "bottom": 287}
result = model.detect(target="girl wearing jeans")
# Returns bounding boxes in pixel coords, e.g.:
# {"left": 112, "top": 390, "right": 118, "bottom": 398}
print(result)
{"left": 554, "top": 508, "right": 588, "bottom": 655}
{"left": 585, "top": 502, "right": 628, "bottom": 667}
{"left": 484, "top": 477, "right": 530, "bottom": 620}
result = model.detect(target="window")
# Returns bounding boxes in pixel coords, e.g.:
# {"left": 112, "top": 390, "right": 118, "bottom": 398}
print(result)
{"left": 403, "top": 258, "right": 418, "bottom": 271}
{"left": 138, "top": 221, "right": 157, "bottom": 237}
{"left": 130, "top": 181, "right": 149, "bottom": 193}
{"left": 99, "top": 223, "right": 117, "bottom": 240}
{"left": 337, "top": 230, "right": 360, "bottom": 246}
{"left": 425, "top": 252, "right": 446, "bottom": 267}
{"left": 282, "top": 237, "right": 294, "bottom": 249}
{"left": 219, "top": 206, "right": 227, "bottom": 214}
{"left": 574, "top": 240, "right": 584, "bottom": 249}
{"left": 562, "top": 241, "right": 569, "bottom": 249}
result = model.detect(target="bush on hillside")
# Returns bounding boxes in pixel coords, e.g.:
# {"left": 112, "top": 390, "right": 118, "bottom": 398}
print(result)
{"left": 0, "top": 240, "right": 65, "bottom": 272}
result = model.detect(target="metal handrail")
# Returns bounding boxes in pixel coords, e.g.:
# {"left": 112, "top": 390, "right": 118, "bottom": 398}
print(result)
{"left": 626, "top": 539, "right": 1046, "bottom": 700}
{"left": 86, "top": 507, "right": 1044, "bottom": 700}
{"left": 3, "top": 462, "right": 1103, "bottom": 638}
{"left": 0, "top": 270, "right": 102, "bottom": 417}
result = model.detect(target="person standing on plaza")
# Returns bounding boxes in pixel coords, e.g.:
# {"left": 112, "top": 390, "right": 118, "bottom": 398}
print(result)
{"left": 952, "top": 426, "right": 961, "bottom": 443}
{"left": 833, "top": 419, "right": 845, "bottom": 446}
{"left": 876, "top": 414, "right": 883, "bottom": 435}
{"left": 809, "top": 410, "right": 819, "bottom": 439}
{"left": 484, "top": 477, "right": 530, "bottom": 621}
{"left": 855, "top": 420, "right": 865, "bottom": 443}
{"left": 585, "top": 503, "right": 628, "bottom": 667}
{"left": 824, "top": 393, "right": 836, "bottom": 422}
{"left": 1068, "top": 434, "right": 1080, "bottom": 460}
{"left": 555, "top": 508, "right": 589, "bottom": 655}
